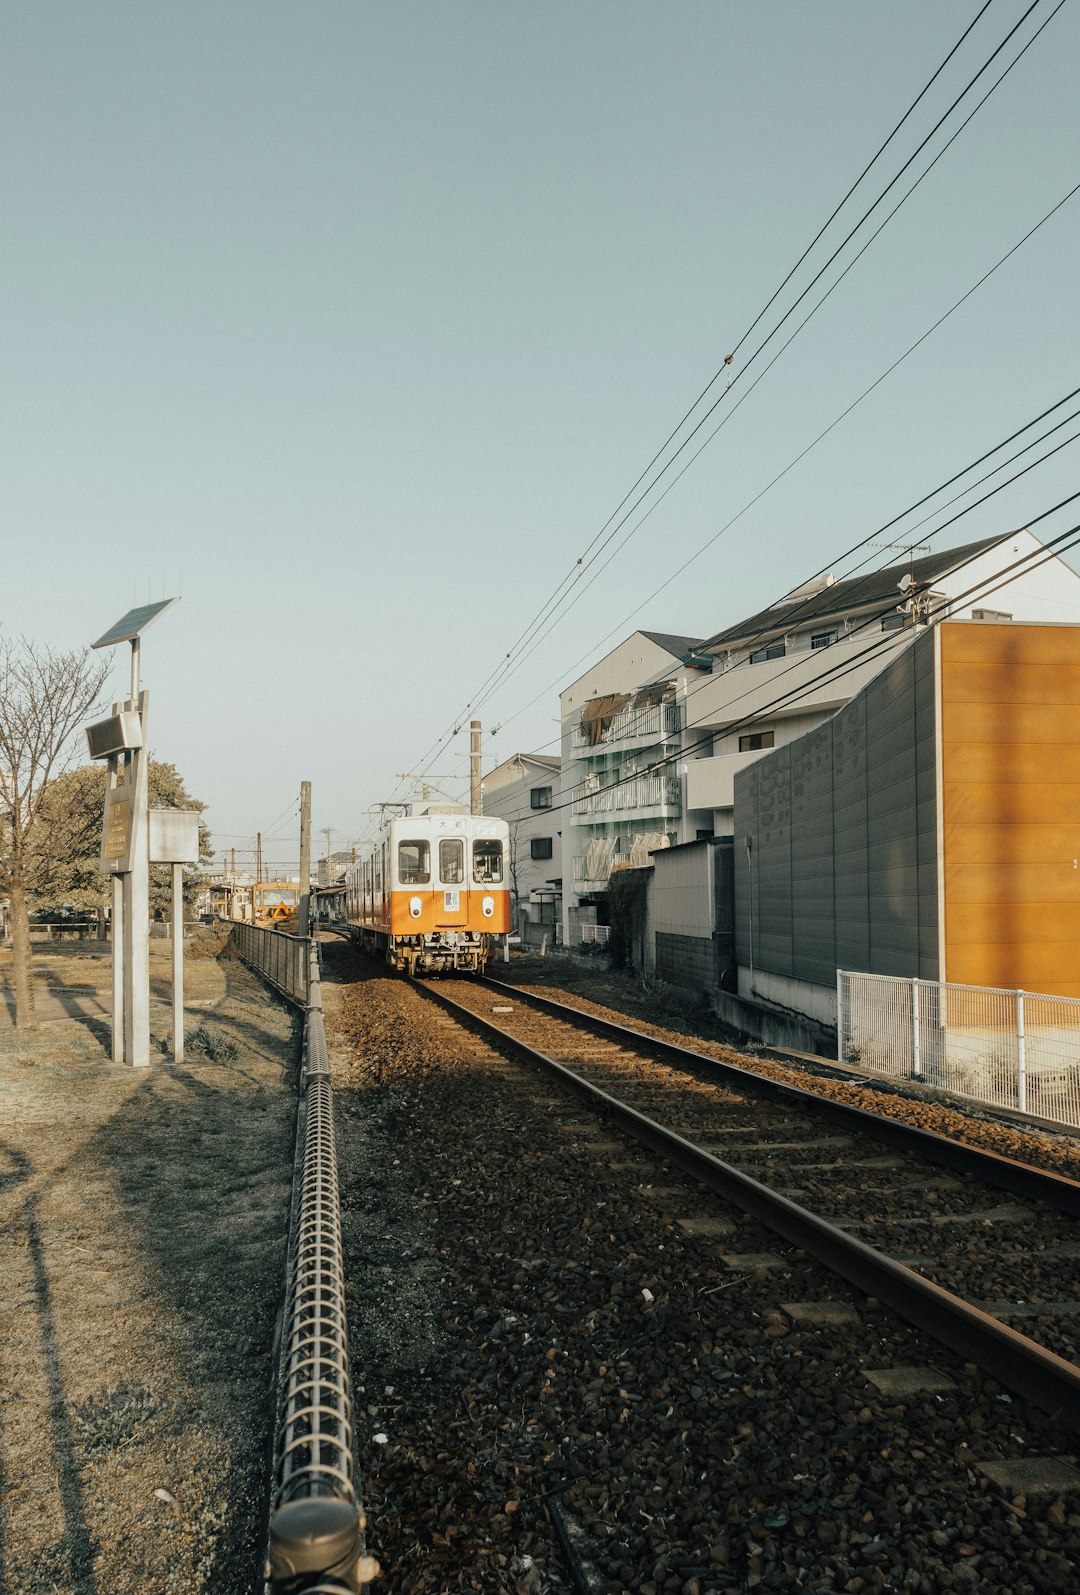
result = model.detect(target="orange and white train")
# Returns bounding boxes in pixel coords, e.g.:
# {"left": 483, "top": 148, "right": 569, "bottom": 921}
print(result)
{"left": 343, "top": 808, "right": 511, "bottom": 974}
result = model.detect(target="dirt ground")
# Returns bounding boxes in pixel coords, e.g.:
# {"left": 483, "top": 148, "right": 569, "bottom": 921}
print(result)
{"left": 0, "top": 940, "right": 301, "bottom": 1595}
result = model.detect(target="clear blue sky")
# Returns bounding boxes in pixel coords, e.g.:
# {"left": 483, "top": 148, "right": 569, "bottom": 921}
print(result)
{"left": 3, "top": 2, "right": 1078, "bottom": 867}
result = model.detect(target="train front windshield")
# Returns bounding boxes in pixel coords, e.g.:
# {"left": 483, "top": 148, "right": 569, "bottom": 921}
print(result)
{"left": 472, "top": 839, "right": 503, "bottom": 883}
{"left": 398, "top": 840, "right": 430, "bottom": 884}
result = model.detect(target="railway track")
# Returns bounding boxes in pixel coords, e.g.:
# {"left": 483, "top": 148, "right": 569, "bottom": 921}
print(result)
{"left": 327, "top": 947, "right": 1080, "bottom": 1592}
{"left": 413, "top": 973, "right": 1080, "bottom": 1433}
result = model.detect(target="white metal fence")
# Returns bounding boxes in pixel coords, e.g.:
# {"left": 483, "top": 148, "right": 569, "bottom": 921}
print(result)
{"left": 838, "top": 969, "right": 1080, "bottom": 1130}
{"left": 580, "top": 924, "right": 610, "bottom": 947}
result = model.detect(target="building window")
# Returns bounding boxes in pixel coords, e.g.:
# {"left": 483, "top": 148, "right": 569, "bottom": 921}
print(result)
{"left": 530, "top": 786, "right": 553, "bottom": 809}
{"left": 398, "top": 840, "right": 430, "bottom": 884}
{"left": 739, "top": 730, "right": 775, "bottom": 752}
{"left": 530, "top": 837, "right": 553, "bottom": 860}
{"left": 972, "top": 608, "right": 1012, "bottom": 622}
{"left": 695, "top": 828, "right": 714, "bottom": 841}
{"left": 881, "top": 613, "right": 905, "bottom": 632}
{"left": 749, "top": 643, "right": 785, "bottom": 664}
{"left": 811, "top": 630, "right": 837, "bottom": 649}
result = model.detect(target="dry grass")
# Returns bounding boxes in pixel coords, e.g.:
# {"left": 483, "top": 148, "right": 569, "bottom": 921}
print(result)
{"left": 0, "top": 945, "right": 300, "bottom": 1593}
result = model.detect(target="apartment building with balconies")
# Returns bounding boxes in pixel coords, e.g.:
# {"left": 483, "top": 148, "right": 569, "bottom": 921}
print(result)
{"left": 560, "top": 631, "right": 702, "bottom": 943}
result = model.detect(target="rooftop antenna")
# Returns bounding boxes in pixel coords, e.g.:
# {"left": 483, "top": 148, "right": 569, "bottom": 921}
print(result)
{"left": 871, "top": 540, "right": 932, "bottom": 624}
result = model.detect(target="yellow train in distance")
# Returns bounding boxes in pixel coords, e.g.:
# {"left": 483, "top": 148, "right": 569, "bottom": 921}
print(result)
{"left": 344, "top": 808, "right": 511, "bottom": 974}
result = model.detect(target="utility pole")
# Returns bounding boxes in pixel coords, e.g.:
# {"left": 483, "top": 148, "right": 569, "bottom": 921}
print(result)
{"left": 322, "top": 825, "right": 333, "bottom": 881}
{"left": 298, "top": 781, "right": 312, "bottom": 937}
{"left": 470, "top": 720, "right": 482, "bottom": 815}
{"left": 255, "top": 831, "right": 263, "bottom": 923}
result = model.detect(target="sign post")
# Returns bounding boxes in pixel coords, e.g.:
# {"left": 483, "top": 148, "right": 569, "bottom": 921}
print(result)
{"left": 149, "top": 808, "right": 200, "bottom": 1062}
{"left": 86, "top": 598, "right": 179, "bottom": 1067}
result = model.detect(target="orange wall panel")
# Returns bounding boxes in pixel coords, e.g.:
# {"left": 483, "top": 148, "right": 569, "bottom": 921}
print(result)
{"left": 943, "top": 823, "right": 1080, "bottom": 869}
{"left": 940, "top": 699, "right": 1080, "bottom": 748}
{"left": 941, "top": 623, "right": 1080, "bottom": 995}
{"left": 944, "top": 741, "right": 1080, "bottom": 788}
{"left": 943, "top": 660, "right": 1080, "bottom": 706}
{"left": 942, "top": 624, "right": 1080, "bottom": 667}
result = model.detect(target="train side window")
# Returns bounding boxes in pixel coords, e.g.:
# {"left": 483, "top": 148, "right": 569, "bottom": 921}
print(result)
{"left": 473, "top": 839, "right": 503, "bottom": 883}
{"left": 398, "top": 840, "right": 430, "bottom": 884}
{"left": 439, "top": 838, "right": 464, "bottom": 884}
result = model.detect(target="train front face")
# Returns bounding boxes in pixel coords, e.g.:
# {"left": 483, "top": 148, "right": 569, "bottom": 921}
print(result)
{"left": 387, "top": 814, "right": 511, "bottom": 972}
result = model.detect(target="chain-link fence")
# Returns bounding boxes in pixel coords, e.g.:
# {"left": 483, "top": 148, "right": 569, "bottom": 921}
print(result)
{"left": 838, "top": 969, "right": 1080, "bottom": 1129}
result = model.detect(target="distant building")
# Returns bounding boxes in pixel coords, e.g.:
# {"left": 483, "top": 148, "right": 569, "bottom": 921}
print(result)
{"left": 201, "top": 871, "right": 254, "bottom": 922}
{"left": 560, "top": 631, "right": 702, "bottom": 945}
{"left": 482, "top": 752, "right": 562, "bottom": 939}
{"left": 317, "top": 850, "right": 354, "bottom": 886}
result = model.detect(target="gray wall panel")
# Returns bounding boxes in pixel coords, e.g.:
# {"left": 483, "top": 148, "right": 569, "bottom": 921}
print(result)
{"left": 733, "top": 629, "right": 939, "bottom": 992}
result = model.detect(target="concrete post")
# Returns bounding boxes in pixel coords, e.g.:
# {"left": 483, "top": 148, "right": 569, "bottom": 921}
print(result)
{"left": 298, "top": 781, "right": 312, "bottom": 938}
{"left": 172, "top": 862, "right": 184, "bottom": 1062}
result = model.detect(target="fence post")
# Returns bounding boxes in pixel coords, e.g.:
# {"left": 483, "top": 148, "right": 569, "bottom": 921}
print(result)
{"left": 911, "top": 978, "right": 922, "bottom": 1079}
{"left": 1016, "top": 989, "right": 1027, "bottom": 1113}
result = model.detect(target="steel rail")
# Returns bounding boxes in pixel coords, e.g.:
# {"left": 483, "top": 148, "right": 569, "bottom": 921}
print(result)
{"left": 481, "top": 976, "right": 1080, "bottom": 1219}
{"left": 416, "top": 977, "right": 1080, "bottom": 1435}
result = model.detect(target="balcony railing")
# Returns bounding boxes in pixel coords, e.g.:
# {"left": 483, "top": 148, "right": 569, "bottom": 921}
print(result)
{"left": 573, "top": 855, "right": 612, "bottom": 885}
{"left": 571, "top": 774, "right": 681, "bottom": 817}
{"left": 570, "top": 701, "right": 681, "bottom": 751}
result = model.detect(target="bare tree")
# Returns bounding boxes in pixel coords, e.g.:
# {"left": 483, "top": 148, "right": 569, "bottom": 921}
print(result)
{"left": 0, "top": 639, "right": 109, "bottom": 1028}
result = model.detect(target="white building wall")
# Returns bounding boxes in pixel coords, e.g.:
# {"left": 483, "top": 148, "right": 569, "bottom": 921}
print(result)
{"left": 560, "top": 632, "right": 695, "bottom": 944}
{"left": 481, "top": 756, "right": 561, "bottom": 912}
{"left": 934, "top": 528, "right": 1080, "bottom": 623}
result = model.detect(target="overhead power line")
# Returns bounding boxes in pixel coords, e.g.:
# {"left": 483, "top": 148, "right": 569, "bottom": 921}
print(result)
{"left": 491, "top": 507, "right": 1080, "bottom": 828}
{"left": 421, "top": 0, "right": 1063, "bottom": 761}
{"left": 478, "top": 161, "right": 1080, "bottom": 738}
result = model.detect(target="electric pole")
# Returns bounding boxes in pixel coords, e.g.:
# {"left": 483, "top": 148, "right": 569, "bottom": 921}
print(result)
{"left": 322, "top": 826, "right": 333, "bottom": 882}
{"left": 298, "top": 781, "right": 312, "bottom": 937}
{"left": 471, "top": 720, "right": 482, "bottom": 815}
{"left": 255, "top": 831, "right": 263, "bottom": 922}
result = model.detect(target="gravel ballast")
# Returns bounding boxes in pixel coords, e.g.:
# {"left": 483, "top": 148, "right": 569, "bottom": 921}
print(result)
{"left": 323, "top": 945, "right": 1080, "bottom": 1594}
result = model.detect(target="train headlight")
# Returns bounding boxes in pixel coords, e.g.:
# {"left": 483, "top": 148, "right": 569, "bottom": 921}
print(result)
{"left": 409, "top": 896, "right": 423, "bottom": 918}
{"left": 481, "top": 895, "right": 494, "bottom": 918}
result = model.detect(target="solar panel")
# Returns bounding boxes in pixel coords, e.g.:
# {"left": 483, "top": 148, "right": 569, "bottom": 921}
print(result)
{"left": 92, "top": 597, "right": 179, "bottom": 649}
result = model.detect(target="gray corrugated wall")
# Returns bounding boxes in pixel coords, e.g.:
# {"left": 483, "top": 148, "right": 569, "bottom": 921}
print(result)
{"left": 650, "top": 841, "right": 715, "bottom": 937}
{"left": 733, "top": 630, "right": 938, "bottom": 987}
{"left": 791, "top": 720, "right": 837, "bottom": 986}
